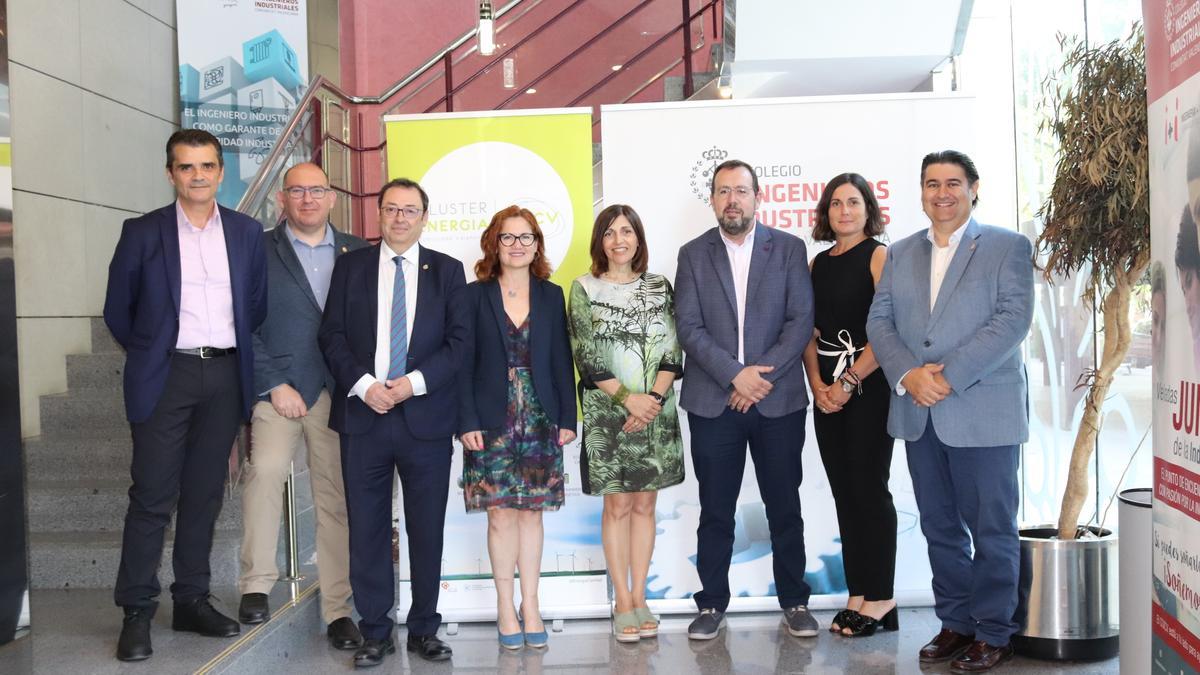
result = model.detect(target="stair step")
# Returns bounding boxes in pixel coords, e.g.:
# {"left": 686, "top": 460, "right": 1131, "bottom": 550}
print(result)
{"left": 65, "top": 352, "right": 125, "bottom": 390}
{"left": 24, "top": 435, "right": 132, "bottom": 481}
{"left": 664, "top": 71, "right": 718, "bottom": 101}
{"left": 39, "top": 390, "right": 128, "bottom": 433}
{"left": 29, "top": 529, "right": 241, "bottom": 590}
{"left": 91, "top": 317, "right": 123, "bottom": 354}
{"left": 26, "top": 479, "right": 243, "bottom": 534}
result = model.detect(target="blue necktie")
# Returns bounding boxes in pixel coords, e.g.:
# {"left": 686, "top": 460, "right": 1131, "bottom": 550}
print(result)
{"left": 388, "top": 255, "right": 407, "bottom": 380}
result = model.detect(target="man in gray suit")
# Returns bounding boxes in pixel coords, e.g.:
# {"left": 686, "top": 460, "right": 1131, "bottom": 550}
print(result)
{"left": 866, "top": 150, "right": 1033, "bottom": 672}
{"left": 237, "top": 163, "right": 368, "bottom": 650}
{"left": 675, "top": 159, "right": 817, "bottom": 640}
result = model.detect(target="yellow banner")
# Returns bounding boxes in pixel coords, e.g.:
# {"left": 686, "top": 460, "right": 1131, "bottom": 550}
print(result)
{"left": 383, "top": 109, "right": 594, "bottom": 288}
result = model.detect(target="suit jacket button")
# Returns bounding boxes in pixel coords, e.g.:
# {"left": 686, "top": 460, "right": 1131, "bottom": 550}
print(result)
{"left": 923, "top": 340, "right": 931, "bottom": 347}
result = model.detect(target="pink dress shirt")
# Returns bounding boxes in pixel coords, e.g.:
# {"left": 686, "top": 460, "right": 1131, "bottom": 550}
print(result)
{"left": 175, "top": 201, "right": 236, "bottom": 349}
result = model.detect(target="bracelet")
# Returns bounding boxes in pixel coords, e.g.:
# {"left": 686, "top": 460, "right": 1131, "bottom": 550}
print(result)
{"left": 611, "top": 384, "right": 631, "bottom": 406}
{"left": 648, "top": 391, "right": 665, "bottom": 404}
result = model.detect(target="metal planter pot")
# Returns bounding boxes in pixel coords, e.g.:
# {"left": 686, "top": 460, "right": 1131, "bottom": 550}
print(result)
{"left": 1014, "top": 524, "right": 1119, "bottom": 660}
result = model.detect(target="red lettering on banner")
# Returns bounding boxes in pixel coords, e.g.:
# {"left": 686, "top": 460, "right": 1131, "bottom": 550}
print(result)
{"left": 1155, "top": 457, "right": 1200, "bottom": 522}
{"left": 1173, "top": 380, "right": 1200, "bottom": 434}
{"left": 874, "top": 180, "right": 891, "bottom": 200}
{"left": 1153, "top": 603, "right": 1200, "bottom": 672}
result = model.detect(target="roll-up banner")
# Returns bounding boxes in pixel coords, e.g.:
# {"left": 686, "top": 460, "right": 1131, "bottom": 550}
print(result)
{"left": 600, "top": 93, "right": 977, "bottom": 613}
{"left": 175, "top": 0, "right": 308, "bottom": 207}
{"left": 383, "top": 109, "right": 603, "bottom": 622}
{"left": 1145, "top": 2, "right": 1200, "bottom": 672}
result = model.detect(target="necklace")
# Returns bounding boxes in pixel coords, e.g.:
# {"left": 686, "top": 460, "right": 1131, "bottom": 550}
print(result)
{"left": 603, "top": 271, "right": 638, "bottom": 283}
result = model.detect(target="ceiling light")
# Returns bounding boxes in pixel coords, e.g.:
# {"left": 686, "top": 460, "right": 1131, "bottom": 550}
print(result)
{"left": 525, "top": 88, "right": 537, "bottom": 94}
{"left": 477, "top": 1, "right": 495, "bottom": 56}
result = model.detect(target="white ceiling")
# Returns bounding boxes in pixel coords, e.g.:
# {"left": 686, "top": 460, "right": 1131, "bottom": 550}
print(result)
{"left": 730, "top": 0, "right": 973, "bottom": 97}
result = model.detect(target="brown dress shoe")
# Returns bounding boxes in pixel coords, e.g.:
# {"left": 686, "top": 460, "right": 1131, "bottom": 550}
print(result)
{"left": 951, "top": 640, "right": 1014, "bottom": 672}
{"left": 919, "top": 628, "right": 975, "bottom": 662}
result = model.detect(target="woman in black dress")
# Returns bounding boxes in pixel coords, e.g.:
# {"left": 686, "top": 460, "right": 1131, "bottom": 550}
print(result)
{"left": 802, "top": 173, "right": 898, "bottom": 637}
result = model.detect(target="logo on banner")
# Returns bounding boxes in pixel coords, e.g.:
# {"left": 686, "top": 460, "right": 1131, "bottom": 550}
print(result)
{"left": 421, "top": 141, "right": 573, "bottom": 271}
{"left": 1166, "top": 1, "right": 1178, "bottom": 40}
{"left": 690, "top": 146, "right": 729, "bottom": 205}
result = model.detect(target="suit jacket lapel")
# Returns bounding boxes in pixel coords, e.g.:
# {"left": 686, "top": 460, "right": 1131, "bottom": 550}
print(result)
{"left": 274, "top": 224, "right": 322, "bottom": 312}
{"left": 528, "top": 279, "right": 543, "bottom": 357}
{"left": 485, "top": 280, "right": 508, "bottom": 345}
{"left": 706, "top": 230, "right": 738, "bottom": 316}
{"left": 365, "top": 243, "right": 381, "bottom": 335}
{"left": 745, "top": 224, "right": 772, "bottom": 302}
{"left": 222, "top": 209, "right": 245, "bottom": 326}
{"left": 914, "top": 237, "right": 932, "bottom": 322}
{"left": 161, "top": 207, "right": 182, "bottom": 316}
{"left": 929, "top": 219, "right": 981, "bottom": 328}
{"left": 410, "top": 246, "right": 433, "bottom": 349}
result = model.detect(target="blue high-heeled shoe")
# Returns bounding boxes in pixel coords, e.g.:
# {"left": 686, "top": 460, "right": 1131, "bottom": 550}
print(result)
{"left": 521, "top": 606, "right": 548, "bottom": 648}
{"left": 497, "top": 624, "right": 524, "bottom": 650}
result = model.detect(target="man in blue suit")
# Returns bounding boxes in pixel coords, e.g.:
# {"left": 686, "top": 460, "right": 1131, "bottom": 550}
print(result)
{"left": 236, "top": 163, "right": 367, "bottom": 651}
{"left": 104, "top": 129, "right": 268, "bottom": 662}
{"left": 866, "top": 150, "right": 1033, "bottom": 672}
{"left": 674, "top": 159, "right": 818, "bottom": 641}
{"left": 318, "top": 177, "right": 468, "bottom": 668}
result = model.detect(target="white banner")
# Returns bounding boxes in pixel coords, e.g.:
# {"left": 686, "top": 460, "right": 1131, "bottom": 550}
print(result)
{"left": 601, "top": 93, "right": 977, "bottom": 611}
{"left": 176, "top": 0, "right": 308, "bottom": 206}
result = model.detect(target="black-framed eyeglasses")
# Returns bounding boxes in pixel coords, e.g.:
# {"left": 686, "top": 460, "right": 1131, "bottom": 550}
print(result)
{"left": 499, "top": 233, "right": 537, "bottom": 247}
{"left": 381, "top": 205, "right": 424, "bottom": 219}
{"left": 285, "top": 186, "right": 330, "bottom": 199}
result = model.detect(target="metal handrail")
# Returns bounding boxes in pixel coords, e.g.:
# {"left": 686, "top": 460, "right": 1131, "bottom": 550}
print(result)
{"left": 236, "top": 0, "right": 530, "bottom": 213}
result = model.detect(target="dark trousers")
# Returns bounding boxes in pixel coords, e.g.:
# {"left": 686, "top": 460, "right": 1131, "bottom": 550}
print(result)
{"left": 813, "top": 372, "right": 897, "bottom": 600}
{"left": 341, "top": 407, "right": 451, "bottom": 640}
{"left": 114, "top": 352, "right": 242, "bottom": 609}
{"left": 906, "top": 418, "right": 1020, "bottom": 646}
{"left": 688, "top": 406, "right": 811, "bottom": 611}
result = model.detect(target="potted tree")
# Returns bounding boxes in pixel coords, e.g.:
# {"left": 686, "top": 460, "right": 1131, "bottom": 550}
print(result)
{"left": 1019, "top": 24, "right": 1148, "bottom": 660}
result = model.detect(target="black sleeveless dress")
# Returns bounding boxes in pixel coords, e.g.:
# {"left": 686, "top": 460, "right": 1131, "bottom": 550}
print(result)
{"left": 810, "top": 237, "right": 897, "bottom": 601}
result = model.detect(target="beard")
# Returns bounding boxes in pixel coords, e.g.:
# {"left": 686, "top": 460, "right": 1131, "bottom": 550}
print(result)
{"left": 716, "top": 208, "right": 753, "bottom": 237}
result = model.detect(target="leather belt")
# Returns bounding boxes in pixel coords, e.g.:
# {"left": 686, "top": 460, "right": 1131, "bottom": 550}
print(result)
{"left": 176, "top": 346, "right": 237, "bottom": 359}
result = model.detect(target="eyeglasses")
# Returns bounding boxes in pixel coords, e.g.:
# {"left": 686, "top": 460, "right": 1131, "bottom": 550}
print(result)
{"left": 715, "top": 186, "right": 755, "bottom": 198}
{"left": 381, "top": 205, "right": 424, "bottom": 219}
{"left": 284, "top": 186, "right": 330, "bottom": 199}
{"left": 499, "top": 233, "right": 537, "bottom": 247}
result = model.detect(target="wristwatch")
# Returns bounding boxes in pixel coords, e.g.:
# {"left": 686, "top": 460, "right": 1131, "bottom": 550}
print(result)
{"left": 648, "top": 391, "right": 665, "bottom": 404}
{"left": 839, "top": 378, "right": 855, "bottom": 394}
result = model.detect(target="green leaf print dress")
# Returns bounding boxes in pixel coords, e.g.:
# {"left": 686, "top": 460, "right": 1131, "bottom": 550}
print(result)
{"left": 568, "top": 273, "right": 684, "bottom": 495}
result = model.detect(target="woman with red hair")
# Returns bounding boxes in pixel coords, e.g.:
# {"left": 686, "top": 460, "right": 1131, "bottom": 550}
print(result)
{"left": 457, "top": 205, "right": 576, "bottom": 649}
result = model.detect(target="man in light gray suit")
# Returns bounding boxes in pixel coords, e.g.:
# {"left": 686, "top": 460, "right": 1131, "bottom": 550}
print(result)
{"left": 866, "top": 150, "right": 1033, "bottom": 673}
{"left": 674, "top": 159, "right": 817, "bottom": 641}
{"left": 237, "top": 163, "right": 368, "bottom": 650}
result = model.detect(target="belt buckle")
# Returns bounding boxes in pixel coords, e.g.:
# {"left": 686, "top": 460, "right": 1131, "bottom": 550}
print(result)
{"left": 199, "top": 346, "right": 215, "bottom": 359}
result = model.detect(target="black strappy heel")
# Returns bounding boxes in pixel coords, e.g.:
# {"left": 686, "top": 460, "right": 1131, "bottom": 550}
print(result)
{"left": 840, "top": 606, "right": 899, "bottom": 637}
{"left": 829, "top": 609, "right": 861, "bottom": 632}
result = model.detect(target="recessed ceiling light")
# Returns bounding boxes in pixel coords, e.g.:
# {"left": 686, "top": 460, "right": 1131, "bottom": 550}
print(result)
{"left": 611, "top": 64, "right": 622, "bottom": 71}
{"left": 525, "top": 88, "right": 537, "bottom": 94}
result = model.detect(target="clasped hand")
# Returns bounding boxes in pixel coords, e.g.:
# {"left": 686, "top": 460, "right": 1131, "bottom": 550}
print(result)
{"left": 902, "top": 363, "right": 952, "bottom": 407}
{"left": 729, "top": 365, "right": 774, "bottom": 413}
{"left": 363, "top": 378, "right": 413, "bottom": 415}
{"left": 622, "top": 393, "right": 662, "bottom": 433}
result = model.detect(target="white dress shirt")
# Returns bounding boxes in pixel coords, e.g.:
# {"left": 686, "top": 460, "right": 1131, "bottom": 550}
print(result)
{"left": 897, "top": 221, "right": 968, "bottom": 396}
{"left": 350, "top": 241, "right": 427, "bottom": 400}
{"left": 720, "top": 224, "right": 756, "bottom": 364}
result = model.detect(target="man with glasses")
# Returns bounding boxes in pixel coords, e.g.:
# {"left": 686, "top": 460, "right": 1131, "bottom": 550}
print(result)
{"left": 237, "top": 163, "right": 367, "bottom": 650}
{"left": 105, "top": 129, "right": 267, "bottom": 661}
{"left": 674, "top": 159, "right": 818, "bottom": 641}
{"left": 319, "top": 177, "right": 468, "bottom": 667}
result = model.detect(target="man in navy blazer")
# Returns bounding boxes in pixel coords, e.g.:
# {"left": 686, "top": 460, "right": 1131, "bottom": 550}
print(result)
{"left": 674, "top": 159, "right": 818, "bottom": 640}
{"left": 318, "top": 177, "right": 468, "bottom": 667}
{"left": 103, "top": 129, "right": 267, "bottom": 662}
{"left": 236, "top": 163, "right": 367, "bottom": 650}
{"left": 866, "top": 151, "right": 1033, "bottom": 672}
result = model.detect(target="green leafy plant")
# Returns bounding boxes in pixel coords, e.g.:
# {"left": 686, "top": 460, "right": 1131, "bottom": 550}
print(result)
{"left": 1034, "top": 24, "right": 1148, "bottom": 540}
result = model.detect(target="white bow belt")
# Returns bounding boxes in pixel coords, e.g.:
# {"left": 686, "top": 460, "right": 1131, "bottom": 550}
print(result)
{"left": 816, "top": 329, "right": 863, "bottom": 381}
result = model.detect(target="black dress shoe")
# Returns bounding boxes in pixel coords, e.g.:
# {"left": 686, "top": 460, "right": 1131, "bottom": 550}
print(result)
{"left": 919, "top": 628, "right": 975, "bottom": 662}
{"left": 328, "top": 617, "right": 364, "bottom": 650}
{"left": 238, "top": 592, "right": 270, "bottom": 624}
{"left": 172, "top": 597, "right": 241, "bottom": 637}
{"left": 116, "top": 608, "right": 153, "bottom": 661}
{"left": 406, "top": 633, "right": 453, "bottom": 661}
{"left": 353, "top": 638, "right": 395, "bottom": 668}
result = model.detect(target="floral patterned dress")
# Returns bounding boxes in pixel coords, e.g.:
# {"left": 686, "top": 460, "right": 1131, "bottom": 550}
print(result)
{"left": 461, "top": 316, "right": 565, "bottom": 512}
{"left": 568, "top": 273, "right": 684, "bottom": 495}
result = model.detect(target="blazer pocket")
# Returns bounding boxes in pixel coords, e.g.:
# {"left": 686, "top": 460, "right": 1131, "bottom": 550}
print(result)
{"left": 979, "top": 368, "right": 1023, "bottom": 385}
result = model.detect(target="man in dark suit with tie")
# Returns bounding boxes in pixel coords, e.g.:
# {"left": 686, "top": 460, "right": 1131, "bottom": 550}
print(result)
{"left": 104, "top": 129, "right": 268, "bottom": 662}
{"left": 674, "top": 159, "right": 817, "bottom": 641}
{"left": 319, "top": 177, "right": 468, "bottom": 667}
{"left": 236, "top": 163, "right": 367, "bottom": 651}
